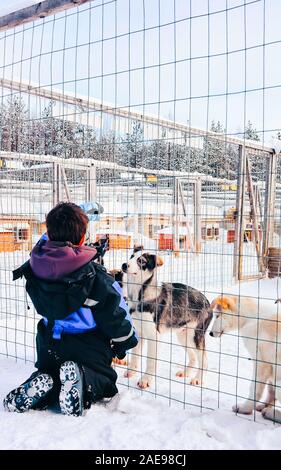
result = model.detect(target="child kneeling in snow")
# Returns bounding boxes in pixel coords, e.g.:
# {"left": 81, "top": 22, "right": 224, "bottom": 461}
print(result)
{"left": 3, "top": 202, "right": 138, "bottom": 417}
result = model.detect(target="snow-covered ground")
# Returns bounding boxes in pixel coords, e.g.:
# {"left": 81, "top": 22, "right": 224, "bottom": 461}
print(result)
{"left": 1, "top": 357, "right": 281, "bottom": 450}
{"left": 1, "top": 248, "right": 281, "bottom": 449}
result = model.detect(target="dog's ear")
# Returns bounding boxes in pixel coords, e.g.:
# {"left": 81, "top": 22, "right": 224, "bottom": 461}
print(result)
{"left": 144, "top": 254, "right": 164, "bottom": 270}
{"left": 211, "top": 296, "right": 237, "bottom": 312}
{"left": 145, "top": 254, "right": 156, "bottom": 270}
{"left": 156, "top": 256, "right": 164, "bottom": 267}
{"left": 133, "top": 244, "right": 143, "bottom": 253}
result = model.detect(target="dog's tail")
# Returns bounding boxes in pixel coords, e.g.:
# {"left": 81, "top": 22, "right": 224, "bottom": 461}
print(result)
{"left": 194, "top": 308, "right": 213, "bottom": 349}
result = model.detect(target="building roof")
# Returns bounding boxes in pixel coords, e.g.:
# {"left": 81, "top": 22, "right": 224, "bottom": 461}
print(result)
{"left": 0, "top": 225, "right": 13, "bottom": 233}
{"left": 157, "top": 226, "right": 193, "bottom": 235}
{"left": 96, "top": 229, "right": 134, "bottom": 236}
{"left": 0, "top": 196, "right": 51, "bottom": 221}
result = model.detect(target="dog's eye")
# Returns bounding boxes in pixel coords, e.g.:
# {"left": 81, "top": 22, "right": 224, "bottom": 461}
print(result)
{"left": 137, "top": 257, "right": 147, "bottom": 268}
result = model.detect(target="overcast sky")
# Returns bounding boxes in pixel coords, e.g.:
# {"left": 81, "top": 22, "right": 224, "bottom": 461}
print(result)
{"left": 0, "top": 0, "right": 281, "bottom": 145}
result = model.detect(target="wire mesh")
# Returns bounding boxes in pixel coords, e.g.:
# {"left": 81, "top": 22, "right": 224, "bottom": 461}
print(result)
{"left": 0, "top": 0, "right": 281, "bottom": 421}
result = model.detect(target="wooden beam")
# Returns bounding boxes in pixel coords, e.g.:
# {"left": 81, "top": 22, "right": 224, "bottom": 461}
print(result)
{"left": 172, "top": 178, "right": 180, "bottom": 256}
{"left": 133, "top": 189, "right": 139, "bottom": 243}
{"left": 178, "top": 179, "right": 195, "bottom": 252}
{"left": 0, "top": 151, "right": 238, "bottom": 184}
{"left": 0, "top": 0, "right": 93, "bottom": 32}
{"left": 245, "top": 154, "right": 265, "bottom": 272}
{"left": 263, "top": 152, "right": 277, "bottom": 257}
{"left": 52, "top": 162, "right": 62, "bottom": 205}
{"left": 233, "top": 144, "right": 246, "bottom": 281}
{"left": 0, "top": 78, "right": 274, "bottom": 155}
{"left": 194, "top": 178, "right": 202, "bottom": 254}
{"left": 61, "top": 166, "right": 71, "bottom": 202}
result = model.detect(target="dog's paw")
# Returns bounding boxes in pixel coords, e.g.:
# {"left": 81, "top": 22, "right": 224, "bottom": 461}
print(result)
{"left": 232, "top": 403, "right": 253, "bottom": 414}
{"left": 112, "top": 357, "right": 128, "bottom": 366}
{"left": 124, "top": 369, "right": 137, "bottom": 378}
{"left": 256, "top": 401, "right": 268, "bottom": 412}
{"left": 262, "top": 406, "right": 281, "bottom": 423}
{"left": 176, "top": 370, "right": 188, "bottom": 378}
{"left": 189, "top": 377, "right": 202, "bottom": 386}
{"left": 137, "top": 375, "right": 152, "bottom": 389}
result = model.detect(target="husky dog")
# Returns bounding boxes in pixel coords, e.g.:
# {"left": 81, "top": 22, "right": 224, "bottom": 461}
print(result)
{"left": 210, "top": 295, "right": 281, "bottom": 423}
{"left": 121, "top": 251, "right": 212, "bottom": 389}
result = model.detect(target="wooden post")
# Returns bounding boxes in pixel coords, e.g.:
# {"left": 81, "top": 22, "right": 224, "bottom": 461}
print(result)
{"left": 61, "top": 166, "right": 71, "bottom": 202}
{"left": 85, "top": 165, "right": 97, "bottom": 242}
{"left": 233, "top": 144, "right": 246, "bottom": 281}
{"left": 263, "top": 151, "right": 277, "bottom": 259}
{"left": 173, "top": 178, "right": 180, "bottom": 256}
{"left": 52, "top": 162, "right": 62, "bottom": 206}
{"left": 256, "top": 185, "right": 263, "bottom": 222}
{"left": 85, "top": 165, "right": 97, "bottom": 201}
{"left": 133, "top": 189, "right": 139, "bottom": 243}
{"left": 0, "top": 0, "right": 93, "bottom": 32}
{"left": 178, "top": 179, "right": 195, "bottom": 252}
{"left": 245, "top": 154, "right": 265, "bottom": 272}
{"left": 194, "top": 178, "right": 202, "bottom": 254}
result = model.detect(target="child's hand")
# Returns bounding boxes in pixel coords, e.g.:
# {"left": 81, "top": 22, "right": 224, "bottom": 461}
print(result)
{"left": 111, "top": 332, "right": 138, "bottom": 359}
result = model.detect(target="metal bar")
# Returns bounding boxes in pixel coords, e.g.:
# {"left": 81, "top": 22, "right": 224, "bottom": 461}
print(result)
{"left": 0, "top": 0, "right": 93, "bottom": 32}
{"left": 233, "top": 144, "right": 246, "bottom": 281}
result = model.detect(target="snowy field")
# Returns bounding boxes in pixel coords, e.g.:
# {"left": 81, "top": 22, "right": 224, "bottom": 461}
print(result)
{"left": 1, "top": 357, "right": 281, "bottom": 450}
{"left": 0, "top": 246, "right": 281, "bottom": 449}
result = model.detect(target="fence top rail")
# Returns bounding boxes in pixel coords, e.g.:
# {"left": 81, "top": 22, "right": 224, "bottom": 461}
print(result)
{"left": 0, "top": 0, "right": 93, "bottom": 33}
{"left": 0, "top": 78, "right": 274, "bottom": 155}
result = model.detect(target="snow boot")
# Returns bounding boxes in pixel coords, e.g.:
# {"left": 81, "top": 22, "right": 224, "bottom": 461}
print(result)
{"left": 59, "top": 361, "right": 84, "bottom": 417}
{"left": 3, "top": 372, "right": 53, "bottom": 413}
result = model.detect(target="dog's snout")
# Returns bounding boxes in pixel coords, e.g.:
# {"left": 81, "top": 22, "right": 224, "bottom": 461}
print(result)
{"left": 209, "top": 331, "right": 214, "bottom": 337}
{"left": 122, "top": 263, "right": 128, "bottom": 273}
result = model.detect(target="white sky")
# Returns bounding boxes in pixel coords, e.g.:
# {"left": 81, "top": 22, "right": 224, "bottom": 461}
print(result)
{"left": 0, "top": 0, "right": 281, "bottom": 144}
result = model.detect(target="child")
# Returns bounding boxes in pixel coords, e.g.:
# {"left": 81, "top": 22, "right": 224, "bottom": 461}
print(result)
{"left": 4, "top": 202, "right": 138, "bottom": 417}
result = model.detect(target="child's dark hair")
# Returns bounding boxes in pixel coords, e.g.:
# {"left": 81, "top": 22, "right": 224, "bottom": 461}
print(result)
{"left": 46, "top": 202, "right": 89, "bottom": 245}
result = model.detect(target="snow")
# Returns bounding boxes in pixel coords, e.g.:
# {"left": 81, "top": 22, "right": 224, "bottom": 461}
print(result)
{"left": 1, "top": 247, "right": 281, "bottom": 449}
{"left": 0, "top": 356, "right": 281, "bottom": 450}
{"left": 100, "top": 198, "right": 225, "bottom": 219}
{"left": 0, "top": 196, "right": 50, "bottom": 220}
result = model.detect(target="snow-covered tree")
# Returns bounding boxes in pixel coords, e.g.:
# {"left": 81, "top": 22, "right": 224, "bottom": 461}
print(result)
{"left": 244, "top": 120, "right": 260, "bottom": 141}
{"left": 0, "top": 96, "right": 29, "bottom": 153}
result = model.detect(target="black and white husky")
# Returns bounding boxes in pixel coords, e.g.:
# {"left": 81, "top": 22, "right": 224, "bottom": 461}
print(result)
{"left": 120, "top": 249, "right": 212, "bottom": 389}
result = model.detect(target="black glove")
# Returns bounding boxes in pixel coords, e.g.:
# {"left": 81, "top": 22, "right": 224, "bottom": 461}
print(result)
{"left": 86, "top": 237, "right": 109, "bottom": 264}
{"left": 111, "top": 332, "right": 138, "bottom": 360}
